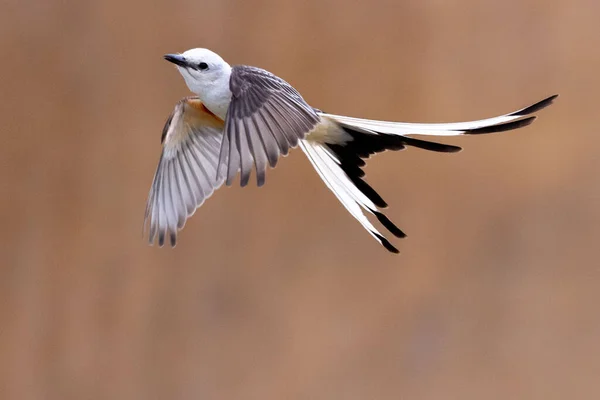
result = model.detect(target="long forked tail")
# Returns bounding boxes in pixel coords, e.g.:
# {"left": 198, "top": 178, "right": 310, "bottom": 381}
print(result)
{"left": 323, "top": 94, "right": 557, "bottom": 137}
{"left": 302, "top": 95, "right": 557, "bottom": 253}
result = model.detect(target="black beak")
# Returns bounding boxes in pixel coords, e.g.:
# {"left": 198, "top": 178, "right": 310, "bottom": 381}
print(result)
{"left": 164, "top": 54, "right": 188, "bottom": 67}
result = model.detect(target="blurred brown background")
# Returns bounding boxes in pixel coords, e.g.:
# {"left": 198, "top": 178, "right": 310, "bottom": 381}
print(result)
{"left": 1, "top": 0, "right": 598, "bottom": 399}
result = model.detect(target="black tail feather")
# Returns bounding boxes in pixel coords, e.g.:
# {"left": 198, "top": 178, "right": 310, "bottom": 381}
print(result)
{"left": 323, "top": 125, "right": 470, "bottom": 243}
{"left": 374, "top": 211, "right": 406, "bottom": 238}
{"left": 374, "top": 232, "right": 400, "bottom": 254}
{"left": 463, "top": 116, "right": 536, "bottom": 135}
{"left": 509, "top": 94, "right": 558, "bottom": 117}
{"left": 351, "top": 178, "right": 388, "bottom": 208}
{"left": 325, "top": 126, "right": 422, "bottom": 239}
{"left": 400, "top": 136, "right": 462, "bottom": 153}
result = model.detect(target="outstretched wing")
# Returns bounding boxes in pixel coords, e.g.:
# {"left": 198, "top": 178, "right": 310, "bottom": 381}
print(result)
{"left": 218, "top": 65, "right": 321, "bottom": 187}
{"left": 144, "top": 97, "right": 228, "bottom": 247}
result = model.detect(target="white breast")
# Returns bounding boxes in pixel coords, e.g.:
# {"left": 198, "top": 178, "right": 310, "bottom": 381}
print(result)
{"left": 200, "top": 81, "right": 232, "bottom": 120}
{"left": 179, "top": 65, "right": 233, "bottom": 120}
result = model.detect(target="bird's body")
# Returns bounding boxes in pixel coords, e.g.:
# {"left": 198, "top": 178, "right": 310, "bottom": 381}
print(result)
{"left": 145, "top": 48, "right": 557, "bottom": 253}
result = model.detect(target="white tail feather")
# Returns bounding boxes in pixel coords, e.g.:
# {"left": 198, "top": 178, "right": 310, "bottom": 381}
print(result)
{"left": 322, "top": 95, "right": 557, "bottom": 137}
{"left": 299, "top": 140, "right": 399, "bottom": 253}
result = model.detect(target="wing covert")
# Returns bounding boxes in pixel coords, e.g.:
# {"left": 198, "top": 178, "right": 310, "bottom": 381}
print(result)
{"left": 218, "top": 66, "right": 321, "bottom": 187}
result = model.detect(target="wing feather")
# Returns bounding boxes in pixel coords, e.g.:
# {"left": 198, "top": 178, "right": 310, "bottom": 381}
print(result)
{"left": 250, "top": 113, "right": 280, "bottom": 167}
{"left": 221, "top": 65, "right": 321, "bottom": 186}
{"left": 144, "top": 97, "right": 228, "bottom": 247}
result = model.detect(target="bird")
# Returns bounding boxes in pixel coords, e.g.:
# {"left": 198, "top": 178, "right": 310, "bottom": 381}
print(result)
{"left": 143, "top": 47, "right": 557, "bottom": 253}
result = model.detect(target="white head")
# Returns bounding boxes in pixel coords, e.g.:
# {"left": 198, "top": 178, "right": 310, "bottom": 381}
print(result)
{"left": 164, "top": 48, "right": 232, "bottom": 96}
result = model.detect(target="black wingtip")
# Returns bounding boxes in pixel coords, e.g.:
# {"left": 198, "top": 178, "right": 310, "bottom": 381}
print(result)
{"left": 373, "top": 211, "right": 407, "bottom": 238}
{"left": 374, "top": 233, "right": 400, "bottom": 254}
{"left": 509, "top": 94, "right": 558, "bottom": 117}
{"left": 239, "top": 171, "right": 251, "bottom": 187}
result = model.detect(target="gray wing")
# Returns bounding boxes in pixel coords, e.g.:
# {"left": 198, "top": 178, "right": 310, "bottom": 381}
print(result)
{"left": 218, "top": 65, "right": 321, "bottom": 187}
{"left": 144, "top": 97, "right": 229, "bottom": 247}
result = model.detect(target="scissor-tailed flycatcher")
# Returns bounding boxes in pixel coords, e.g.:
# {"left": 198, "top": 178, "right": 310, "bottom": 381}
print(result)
{"left": 144, "top": 48, "right": 557, "bottom": 253}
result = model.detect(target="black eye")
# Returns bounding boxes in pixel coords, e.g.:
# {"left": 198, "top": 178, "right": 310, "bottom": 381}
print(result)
{"left": 197, "top": 62, "right": 209, "bottom": 71}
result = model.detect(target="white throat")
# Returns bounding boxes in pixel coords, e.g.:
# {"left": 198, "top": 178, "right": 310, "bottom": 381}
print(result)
{"left": 180, "top": 65, "right": 232, "bottom": 120}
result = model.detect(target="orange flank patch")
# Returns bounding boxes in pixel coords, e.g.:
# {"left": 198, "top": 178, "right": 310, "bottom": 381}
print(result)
{"left": 185, "top": 97, "right": 225, "bottom": 128}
